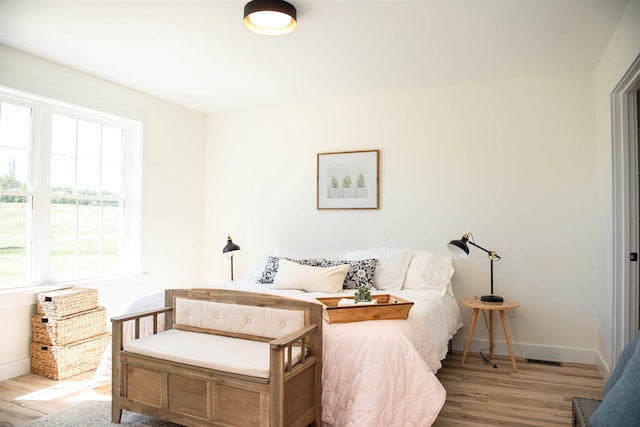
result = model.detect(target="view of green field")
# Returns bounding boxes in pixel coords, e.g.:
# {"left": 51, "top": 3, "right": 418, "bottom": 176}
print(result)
{"left": 0, "top": 200, "right": 120, "bottom": 285}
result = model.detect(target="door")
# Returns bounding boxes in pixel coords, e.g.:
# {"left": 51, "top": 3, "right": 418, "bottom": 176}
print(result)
{"left": 612, "top": 56, "right": 640, "bottom": 365}
{"left": 637, "top": 88, "right": 640, "bottom": 332}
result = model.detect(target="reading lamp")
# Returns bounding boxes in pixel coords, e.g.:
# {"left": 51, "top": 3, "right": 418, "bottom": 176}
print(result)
{"left": 448, "top": 232, "right": 504, "bottom": 303}
{"left": 222, "top": 235, "right": 241, "bottom": 281}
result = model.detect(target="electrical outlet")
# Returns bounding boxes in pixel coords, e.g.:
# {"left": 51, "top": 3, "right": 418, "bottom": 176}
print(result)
{"left": 507, "top": 309, "right": 518, "bottom": 317}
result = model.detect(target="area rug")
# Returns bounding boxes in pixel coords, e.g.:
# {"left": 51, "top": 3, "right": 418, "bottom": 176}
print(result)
{"left": 23, "top": 401, "right": 182, "bottom": 426}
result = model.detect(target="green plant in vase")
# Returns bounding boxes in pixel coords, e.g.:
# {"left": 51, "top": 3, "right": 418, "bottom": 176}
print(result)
{"left": 342, "top": 175, "right": 354, "bottom": 198}
{"left": 356, "top": 173, "right": 367, "bottom": 198}
{"left": 354, "top": 286, "right": 372, "bottom": 303}
{"left": 329, "top": 176, "right": 340, "bottom": 198}
{"left": 342, "top": 175, "right": 352, "bottom": 188}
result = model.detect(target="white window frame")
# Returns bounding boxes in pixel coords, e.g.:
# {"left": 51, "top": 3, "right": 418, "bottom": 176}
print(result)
{"left": 0, "top": 85, "right": 142, "bottom": 289}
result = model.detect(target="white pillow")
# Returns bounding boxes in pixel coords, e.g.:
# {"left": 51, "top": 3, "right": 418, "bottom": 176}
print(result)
{"left": 343, "top": 248, "right": 412, "bottom": 291}
{"left": 272, "top": 246, "right": 344, "bottom": 261}
{"left": 403, "top": 251, "right": 455, "bottom": 296}
{"left": 242, "top": 254, "right": 269, "bottom": 280}
{"left": 271, "top": 259, "right": 350, "bottom": 293}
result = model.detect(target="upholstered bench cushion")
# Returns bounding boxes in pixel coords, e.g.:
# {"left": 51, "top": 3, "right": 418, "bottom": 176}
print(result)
{"left": 590, "top": 331, "right": 640, "bottom": 427}
{"left": 174, "top": 298, "right": 305, "bottom": 338}
{"left": 124, "top": 329, "right": 302, "bottom": 379}
{"left": 602, "top": 331, "right": 640, "bottom": 395}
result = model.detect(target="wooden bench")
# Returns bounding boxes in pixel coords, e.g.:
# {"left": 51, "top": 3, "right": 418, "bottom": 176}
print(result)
{"left": 111, "top": 288, "right": 323, "bottom": 427}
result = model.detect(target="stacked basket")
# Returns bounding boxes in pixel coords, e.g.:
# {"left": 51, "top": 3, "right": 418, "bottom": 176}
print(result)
{"left": 30, "top": 287, "right": 110, "bottom": 380}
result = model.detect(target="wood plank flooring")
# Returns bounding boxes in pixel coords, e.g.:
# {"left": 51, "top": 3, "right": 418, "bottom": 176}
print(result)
{"left": 434, "top": 351, "right": 604, "bottom": 426}
{"left": 0, "top": 351, "right": 605, "bottom": 426}
{"left": 0, "top": 370, "right": 109, "bottom": 427}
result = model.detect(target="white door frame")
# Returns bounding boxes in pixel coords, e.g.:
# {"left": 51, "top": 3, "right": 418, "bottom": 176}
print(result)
{"left": 612, "top": 54, "right": 640, "bottom": 364}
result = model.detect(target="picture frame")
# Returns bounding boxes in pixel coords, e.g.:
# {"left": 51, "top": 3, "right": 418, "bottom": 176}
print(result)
{"left": 317, "top": 150, "right": 379, "bottom": 210}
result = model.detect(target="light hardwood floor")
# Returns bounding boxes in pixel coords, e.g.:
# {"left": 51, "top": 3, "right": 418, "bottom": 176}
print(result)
{"left": 0, "top": 351, "right": 604, "bottom": 426}
{"left": 0, "top": 370, "right": 109, "bottom": 427}
{"left": 434, "top": 351, "right": 604, "bottom": 426}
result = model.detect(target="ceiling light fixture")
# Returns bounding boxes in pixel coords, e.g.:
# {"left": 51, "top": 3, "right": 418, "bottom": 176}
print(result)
{"left": 244, "top": 0, "right": 297, "bottom": 35}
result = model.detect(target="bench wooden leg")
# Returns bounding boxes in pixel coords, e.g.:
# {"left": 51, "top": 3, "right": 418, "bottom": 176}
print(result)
{"left": 112, "top": 406, "right": 122, "bottom": 423}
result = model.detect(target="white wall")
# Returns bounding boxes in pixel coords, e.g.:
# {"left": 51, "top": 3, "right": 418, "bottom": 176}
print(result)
{"left": 4, "top": 0, "right": 637, "bottom": 378}
{"left": 0, "top": 45, "right": 207, "bottom": 381}
{"left": 205, "top": 71, "right": 600, "bottom": 363}
{"left": 594, "top": 0, "right": 640, "bottom": 372}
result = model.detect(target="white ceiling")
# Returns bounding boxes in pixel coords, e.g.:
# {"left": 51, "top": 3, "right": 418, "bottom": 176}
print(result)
{"left": 0, "top": 0, "right": 630, "bottom": 113}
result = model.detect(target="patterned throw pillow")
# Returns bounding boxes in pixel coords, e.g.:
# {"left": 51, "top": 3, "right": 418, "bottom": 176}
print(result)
{"left": 320, "top": 258, "right": 378, "bottom": 289}
{"left": 257, "top": 256, "right": 317, "bottom": 284}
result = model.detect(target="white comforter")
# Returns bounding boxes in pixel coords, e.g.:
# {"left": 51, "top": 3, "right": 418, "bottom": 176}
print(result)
{"left": 99, "top": 280, "right": 462, "bottom": 427}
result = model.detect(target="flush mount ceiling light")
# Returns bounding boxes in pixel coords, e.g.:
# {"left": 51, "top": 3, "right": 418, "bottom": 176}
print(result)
{"left": 244, "top": 0, "right": 297, "bottom": 35}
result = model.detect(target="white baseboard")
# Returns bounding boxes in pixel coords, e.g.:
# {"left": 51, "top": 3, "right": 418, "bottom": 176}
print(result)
{"left": 594, "top": 349, "right": 611, "bottom": 379}
{"left": 0, "top": 357, "right": 31, "bottom": 382}
{"left": 451, "top": 336, "right": 600, "bottom": 366}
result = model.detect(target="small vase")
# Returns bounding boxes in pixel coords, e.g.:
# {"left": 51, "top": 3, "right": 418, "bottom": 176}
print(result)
{"left": 343, "top": 187, "right": 355, "bottom": 198}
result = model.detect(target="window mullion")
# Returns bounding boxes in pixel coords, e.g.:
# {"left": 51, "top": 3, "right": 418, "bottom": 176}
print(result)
{"left": 31, "top": 104, "right": 51, "bottom": 283}
{"left": 122, "top": 125, "right": 142, "bottom": 273}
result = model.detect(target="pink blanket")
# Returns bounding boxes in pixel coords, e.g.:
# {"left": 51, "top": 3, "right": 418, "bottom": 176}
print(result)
{"left": 322, "top": 319, "right": 446, "bottom": 426}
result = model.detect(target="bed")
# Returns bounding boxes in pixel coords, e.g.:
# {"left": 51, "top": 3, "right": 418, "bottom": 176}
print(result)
{"left": 97, "top": 247, "right": 463, "bottom": 427}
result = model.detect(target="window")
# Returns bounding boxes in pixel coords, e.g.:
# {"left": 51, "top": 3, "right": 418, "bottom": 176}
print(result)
{"left": 0, "top": 87, "right": 142, "bottom": 289}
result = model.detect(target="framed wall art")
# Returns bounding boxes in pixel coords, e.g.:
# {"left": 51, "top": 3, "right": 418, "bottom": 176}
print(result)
{"left": 317, "top": 150, "right": 379, "bottom": 210}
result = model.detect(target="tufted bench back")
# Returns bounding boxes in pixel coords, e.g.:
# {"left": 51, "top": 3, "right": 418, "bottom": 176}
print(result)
{"left": 174, "top": 297, "right": 306, "bottom": 340}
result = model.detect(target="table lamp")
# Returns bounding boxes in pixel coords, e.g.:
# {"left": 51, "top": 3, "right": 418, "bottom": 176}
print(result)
{"left": 447, "top": 232, "right": 503, "bottom": 303}
{"left": 222, "top": 235, "right": 241, "bottom": 281}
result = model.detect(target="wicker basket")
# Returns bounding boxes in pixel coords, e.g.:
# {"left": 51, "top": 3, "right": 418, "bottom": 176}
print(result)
{"left": 30, "top": 333, "right": 110, "bottom": 380}
{"left": 36, "top": 287, "right": 98, "bottom": 317}
{"left": 32, "top": 307, "right": 106, "bottom": 346}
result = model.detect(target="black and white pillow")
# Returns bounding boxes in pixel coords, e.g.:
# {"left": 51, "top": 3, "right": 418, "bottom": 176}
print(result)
{"left": 257, "top": 256, "right": 317, "bottom": 284}
{"left": 320, "top": 258, "right": 378, "bottom": 289}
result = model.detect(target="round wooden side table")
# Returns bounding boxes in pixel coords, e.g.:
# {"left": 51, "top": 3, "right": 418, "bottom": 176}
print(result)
{"left": 461, "top": 297, "right": 520, "bottom": 372}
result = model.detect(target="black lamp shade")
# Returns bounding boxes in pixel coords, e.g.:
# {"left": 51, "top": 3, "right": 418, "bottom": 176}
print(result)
{"left": 223, "top": 236, "right": 240, "bottom": 254}
{"left": 447, "top": 237, "right": 470, "bottom": 258}
{"left": 446, "top": 232, "right": 503, "bottom": 303}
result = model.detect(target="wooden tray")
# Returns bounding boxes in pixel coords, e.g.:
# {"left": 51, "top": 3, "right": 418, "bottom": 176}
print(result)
{"left": 316, "top": 294, "right": 414, "bottom": 323}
